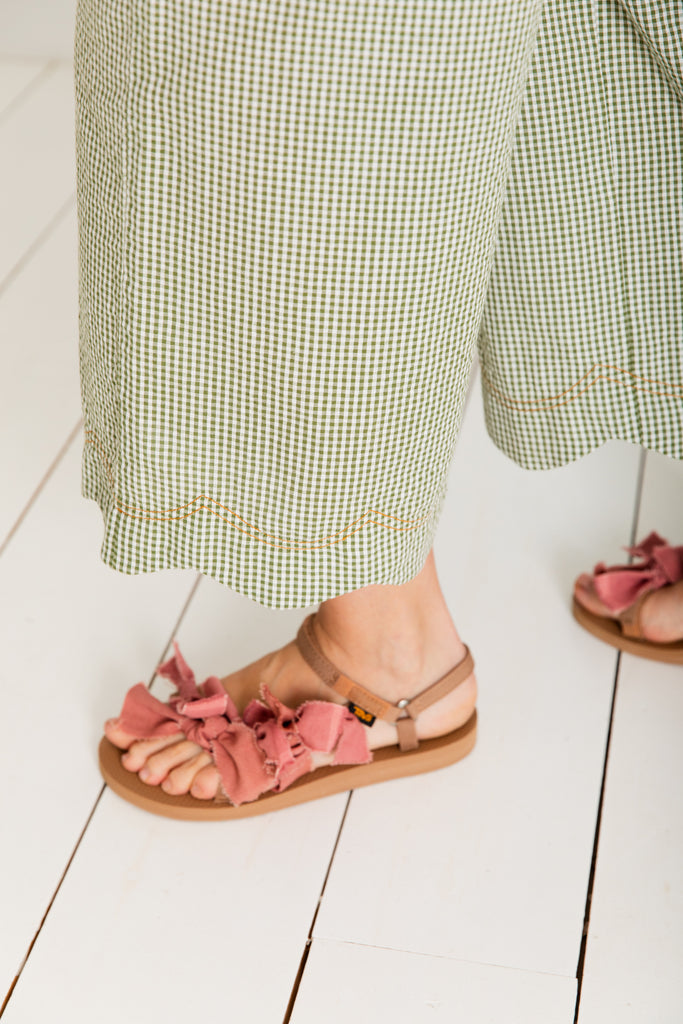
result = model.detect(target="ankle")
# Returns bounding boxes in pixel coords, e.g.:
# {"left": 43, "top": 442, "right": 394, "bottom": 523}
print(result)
{"left": 313, "top": 552, "right": 466, "bottom": 697}
{"left": 315, "top": 605, "right": 462, "bottom": 674}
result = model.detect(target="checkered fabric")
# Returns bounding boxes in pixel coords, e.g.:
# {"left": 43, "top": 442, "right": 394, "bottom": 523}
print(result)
{"left": 74, "top": 0, "right": 682, "bottom": 609}
{"left": 481, "top": 1, "right": 683, "bottom": 467}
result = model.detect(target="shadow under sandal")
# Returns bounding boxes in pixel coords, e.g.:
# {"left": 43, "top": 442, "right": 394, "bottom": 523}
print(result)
{"left": 99, "top": 614, "right": 478, "bottom": 821}
{"left": 572, "top": 531, "right": 683, "bottom": 665}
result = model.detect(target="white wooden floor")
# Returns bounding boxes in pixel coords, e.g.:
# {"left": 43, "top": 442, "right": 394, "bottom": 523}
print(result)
{"left": 1, "top": 9, "right": 682, "bottom": 1023}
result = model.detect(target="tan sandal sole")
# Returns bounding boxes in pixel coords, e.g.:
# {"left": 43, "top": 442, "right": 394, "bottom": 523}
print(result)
{"left": 572, "top": 598, "right": 683, "bottom": 665}
{"left": 99, "top": 710, "right": 477, "bottom": 822}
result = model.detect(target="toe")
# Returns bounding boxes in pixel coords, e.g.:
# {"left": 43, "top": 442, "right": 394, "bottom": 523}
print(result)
{"left": 573, "top": 573, "right": 596, "bottom": 605}
{"left": 138, "top": 739, "right": 205, "bottom": 785}
{"left": 120, "top": 733, "right": 186, "bottom": 772}
{"left": 161, "top": 751, "right": 214, "bottom": 795}
{"left": 104, "top": 717, "right": 141, "bottom": 751}
{"left": 190, "top": 765, "right": 220, "bottom": 800}
{"left": 573, "top": 575, "right": 614, "bottom": 619}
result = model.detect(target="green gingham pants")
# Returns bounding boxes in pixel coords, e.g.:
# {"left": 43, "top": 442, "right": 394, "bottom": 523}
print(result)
{"left": 74, "top": 1, "right": 683, "bottom": 609}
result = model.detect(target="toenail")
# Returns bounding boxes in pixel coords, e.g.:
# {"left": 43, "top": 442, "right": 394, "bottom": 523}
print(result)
{"left": 139, "top": 768, "right": 150, "bottom": 782}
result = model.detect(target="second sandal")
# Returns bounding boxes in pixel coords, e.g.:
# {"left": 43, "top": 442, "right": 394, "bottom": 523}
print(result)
{"left": 572, "top": 532, "right": 683, "bottom": 664}
{"left": 99, "top": 615, "right": 477, "bottom": 821}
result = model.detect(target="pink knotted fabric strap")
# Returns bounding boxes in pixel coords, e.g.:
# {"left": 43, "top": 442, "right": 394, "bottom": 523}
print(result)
{"left": 114, "top": 643, "right": 371, "bottom": 806}
{"left": 242, "top": 688, "right": 372, "bottom": 794}
{"left": 591, "top": 531, "right": 683, "bottom": 615}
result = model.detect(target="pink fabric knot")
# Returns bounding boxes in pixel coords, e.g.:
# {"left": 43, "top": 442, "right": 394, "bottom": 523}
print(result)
{"left": 243, "top": 688, "right": 372, "bottom": 794}
{"left": 592, "top": 531, "right": 683, "bottom": 614}
{"left": 243, "top": 688, "right": 313, "bottom": 791}
{"left": 157, "top": 643, "right": 242, "bottom": 748}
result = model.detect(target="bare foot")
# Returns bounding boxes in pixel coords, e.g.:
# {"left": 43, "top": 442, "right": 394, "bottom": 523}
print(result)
{"left": 574, "top": 574, "right": 683, "bottom": 644}
{"left": 104, "top": 550, "right": 477, "bottom": 801}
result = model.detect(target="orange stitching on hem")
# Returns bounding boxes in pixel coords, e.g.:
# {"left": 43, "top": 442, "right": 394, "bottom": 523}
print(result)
{"left": 83, "top": 435, "right": 431, "bottom": 551}
{"left": 112, "top": 504, "right": 422, "bottom": 550}
{"left": 481, "top": 361, "right": 683, "bottom": 412}
{"left": 85, "top": 432, "right": 427, "bottom": 531}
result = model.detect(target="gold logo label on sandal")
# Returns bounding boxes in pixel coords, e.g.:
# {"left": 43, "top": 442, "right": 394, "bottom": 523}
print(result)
{"left": 348, "top": 702, "right": 376, "bottom": 727}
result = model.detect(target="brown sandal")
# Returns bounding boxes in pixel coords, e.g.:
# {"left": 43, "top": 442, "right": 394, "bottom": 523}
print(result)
{"left": 572, "top": 531, "right": 683, "bottom": 665}
{"left": 99, "top": 614, "right": 477, "bottom": 821}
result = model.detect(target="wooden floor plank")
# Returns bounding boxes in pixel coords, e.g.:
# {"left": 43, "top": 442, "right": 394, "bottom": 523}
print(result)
{"left": 0, "top": 58, "right": 46, "bottom": 118}
{"left": 0, "top": 207, "right": 80, "bottom": 546}
{"left": 577, "top": 452, "right": 683, "bottom": 1024}
{"left": 0, "top": 436, "right": 197, "bottom": 1000}
{"left": 0, "top": 1, "right": 76, "bottom": 61}
{"left": 2, "top": 790, "right": 346, "bottom": 1023}
{"left": 637, "top": 450, "right": 683, "bottom": 544}
{"left": 577, "top": 659, "right": 683, "bottom": 1024}
{"left": 291, "top": 939, "right": 577, "bottom": 1024}
{"left": 0, "top": 61, "right": 74, "bottom": 287}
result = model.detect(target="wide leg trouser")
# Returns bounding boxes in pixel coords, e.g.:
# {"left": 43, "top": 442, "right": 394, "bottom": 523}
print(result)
{"left": 74, "top": 1, "right": 682, "bottom": 608}
{"left": 481, "top": 1, "right": 683, "bottom": 469}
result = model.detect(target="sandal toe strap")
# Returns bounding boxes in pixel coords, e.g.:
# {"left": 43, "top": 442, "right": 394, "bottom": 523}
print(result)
{"left": 592, "top": 532, "right": 683, "bottom": 619}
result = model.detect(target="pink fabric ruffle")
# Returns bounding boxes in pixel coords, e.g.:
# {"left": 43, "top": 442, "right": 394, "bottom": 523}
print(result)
{"left": 243, "top": 688, "right": 371, "bottom": 793}
{"left": 591, "top": 531, "right": 683, "bottom": 615}
{"left": 114, "top": 643, "right": 371, "bottom": 806}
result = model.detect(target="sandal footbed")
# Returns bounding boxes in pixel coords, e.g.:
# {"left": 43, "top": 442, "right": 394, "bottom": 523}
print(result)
{"left": 99, "top": 710, "right": 477, "bottom": 822}
{"left": 572, "top": 597, "right": 683, "bottom": 665}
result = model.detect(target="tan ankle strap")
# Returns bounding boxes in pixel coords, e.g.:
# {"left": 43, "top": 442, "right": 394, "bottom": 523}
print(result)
{"left": 295, "top": 614, "right": 474, "bottom": 752}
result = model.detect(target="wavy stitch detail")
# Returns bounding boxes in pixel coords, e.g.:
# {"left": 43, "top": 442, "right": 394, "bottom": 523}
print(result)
{"left": 84, "top": 433, "right": 432, "bottom": 551}
{"left": 481, "top": 361, "right": 683, "bottom": 412}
